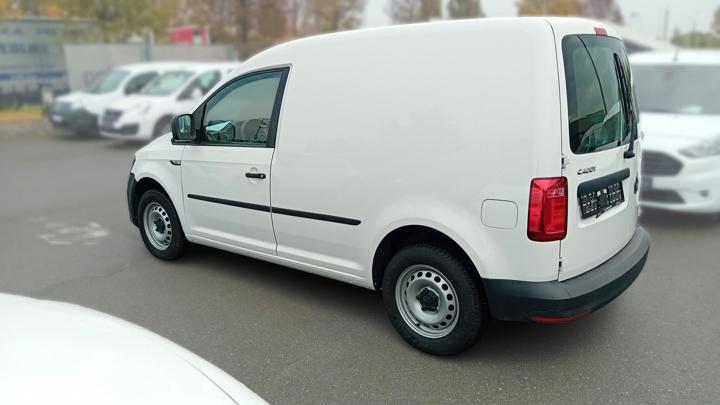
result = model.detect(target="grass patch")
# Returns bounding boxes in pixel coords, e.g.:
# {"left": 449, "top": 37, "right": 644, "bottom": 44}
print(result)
{"left": 0, "top": 107, "right": 44, "bottom": 124}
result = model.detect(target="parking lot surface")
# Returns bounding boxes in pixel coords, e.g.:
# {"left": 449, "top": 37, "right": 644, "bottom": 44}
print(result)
{"left": 1, "top": 132, "right": 719, "bottom": 404}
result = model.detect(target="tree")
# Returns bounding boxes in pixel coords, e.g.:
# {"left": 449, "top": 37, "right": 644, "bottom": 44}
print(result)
{"left": 582, "top": 0, "right": 623, "bottom": 25}
{"left": 287, "top": 0, "right": 305, "bottom": 36}
{"left": 304, "top": 0, "right": 366, "bottom": 33}
{"left": 713, "top": 7, "right": 720, "bottom": 35}
{"left": 0, "top": 0, "right": 62, "bottom": 17}
{"left": 0, "top": 0, "right": 15, "bottom": 17}
{"left": 386, "top": 0, "right": 441, "bottom": 24}
{"left": 672, "top": 30, "right": 720, "bottom": 49}
{"left": 517, "top": 0, "right": 583, "bottom": 17}
{"left": 447, "top": 0, "right": 484, "bottom": 19}
{"left": 56, "top": 0, "right": 180, "bottom": 43}
{"left": 256, "top": 0, "right": 289, "bottom": 40}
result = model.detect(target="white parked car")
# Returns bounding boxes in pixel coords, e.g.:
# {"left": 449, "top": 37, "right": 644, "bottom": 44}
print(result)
{"left": 631, "top": 51, "right": 720, "bottom": 215}
{"left": 48, "top": 62, "right": 183, "bottom": 135}
{"left": 0, "top": 294, "right": 267, "bottom": 405}
{"left": 127, "top": 19, "right": 650, "bottom": 355}
{"left": 100, "top": 62, "right": 239, "bottom": 141}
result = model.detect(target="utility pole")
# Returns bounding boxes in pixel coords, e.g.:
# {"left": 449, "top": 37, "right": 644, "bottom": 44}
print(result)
{"left": 662, "top": 7, "right": 669, "bottom": 41}
{"left": 690, "top": 19, "right": 697, "bottom": 48}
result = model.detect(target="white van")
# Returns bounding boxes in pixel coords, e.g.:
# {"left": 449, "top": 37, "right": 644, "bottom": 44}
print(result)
{"left": 127, "top": 18, "right": 650, "bottom": 355}
{"left": 100, "top": 62, "right": 239, "bottom": 141}
{"left": 48, "top": 62, "right": 182, "bottom": 135}
{"left": 630, "top": 51, "right": 720, "bottom": 215}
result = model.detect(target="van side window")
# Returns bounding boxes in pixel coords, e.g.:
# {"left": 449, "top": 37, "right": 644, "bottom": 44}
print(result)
{"left": 124, "top": 72, "right": 158, "bottom": 95}
{"left": 179, "top": 71, "right": 221, "bottom": 100}
{"left": 202, "top": 71, "right": 283, "bottom": 147}
{"left": 563, "top": 35, "right": 631, "bottom": 154}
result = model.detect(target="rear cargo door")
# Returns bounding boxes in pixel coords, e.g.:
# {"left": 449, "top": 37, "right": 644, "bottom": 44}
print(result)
{"left": 555, "top": 24, "right": 640, "bottom": 280}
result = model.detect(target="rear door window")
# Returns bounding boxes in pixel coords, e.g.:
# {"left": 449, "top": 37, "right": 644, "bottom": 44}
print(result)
{"left": 563, "top": 35, "right": 634, "bottom": 154}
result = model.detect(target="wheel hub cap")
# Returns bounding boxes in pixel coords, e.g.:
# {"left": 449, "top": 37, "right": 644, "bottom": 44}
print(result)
{"left": 395, "top": 264, "right": 459, "bottom": 339}
{"left": 143, "top": 202, "right": 172, "bottom": 251}
{"left": 416, "top": 288, "right": 439, "bottom": 312}
{"left": 154, "top": 218, "right": 166, "bottom": 233}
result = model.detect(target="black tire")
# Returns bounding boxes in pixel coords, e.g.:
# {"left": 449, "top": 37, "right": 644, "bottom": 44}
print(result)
{"left": 382, "top": 244, "right": 488, "bottom": 355}
{"left": 137, "top": 189, "right": 188, "bottom": 260}
{"left": 153, "top": 116, "right": 173, "bottom": 138}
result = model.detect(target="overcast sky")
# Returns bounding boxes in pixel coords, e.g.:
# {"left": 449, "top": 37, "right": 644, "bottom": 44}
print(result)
{"left": 364, "top": 0, "right": 719, "bottom": 40}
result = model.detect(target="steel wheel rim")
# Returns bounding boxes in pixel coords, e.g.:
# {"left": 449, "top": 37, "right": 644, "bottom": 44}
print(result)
{"left": 395, "top": 264, "right": 459, "bottom": 339}
{"left": 143, "top": 202, "right": 172, "bottom": 251}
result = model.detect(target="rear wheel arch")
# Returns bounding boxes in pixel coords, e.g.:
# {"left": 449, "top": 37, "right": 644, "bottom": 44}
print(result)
{"left": 372, "top": 225, "right": 484, "bottom": 291}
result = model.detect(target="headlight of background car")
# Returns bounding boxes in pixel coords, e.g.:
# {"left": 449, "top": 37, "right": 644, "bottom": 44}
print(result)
{"left": 130, "top": 103, "right": 151, "bottom": 115}
{"left": 679, "top": 135, "right": 720, "bottom": 158}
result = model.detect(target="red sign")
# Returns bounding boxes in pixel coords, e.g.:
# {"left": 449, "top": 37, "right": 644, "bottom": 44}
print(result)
{"left": 171, "top": 26, "right": 209, "bottom": 45}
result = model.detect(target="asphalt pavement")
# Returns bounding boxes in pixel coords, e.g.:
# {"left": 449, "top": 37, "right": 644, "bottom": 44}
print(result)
{"left": 1, "top": 131, "right": 719, "bottom": 404}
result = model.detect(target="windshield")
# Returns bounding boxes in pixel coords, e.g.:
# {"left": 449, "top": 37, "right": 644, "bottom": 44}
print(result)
{"left": 632, "top": 65, "right": 720, "bottom": 115}
{"left": 89, "top": 70, "right": 130, "bottom": 94}
{"left": 141, "top": 71, "right": 194, "bottom": 96}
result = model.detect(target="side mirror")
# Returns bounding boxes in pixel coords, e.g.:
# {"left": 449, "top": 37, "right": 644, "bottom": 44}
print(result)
{"left": 171, "top": 114, "right": 195, "bottom": 142}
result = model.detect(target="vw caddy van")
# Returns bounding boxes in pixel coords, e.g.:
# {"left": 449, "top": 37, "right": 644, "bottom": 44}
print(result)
{"left": 127, "top": 18, "right": 650, "bottom": 355}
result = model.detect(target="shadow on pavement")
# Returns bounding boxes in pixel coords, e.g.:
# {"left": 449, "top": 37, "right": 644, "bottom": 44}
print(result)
{"left": 104, "top": 140, "right": 147, "bottom": 151}
{"left": 640, "top": 208, "right": 719, "bottom": 229}
{"left": 180, "top": 242, "right": 613, "bottom": 360}
{"left": 54, "top": 131, "right": 106, "bottom": 142}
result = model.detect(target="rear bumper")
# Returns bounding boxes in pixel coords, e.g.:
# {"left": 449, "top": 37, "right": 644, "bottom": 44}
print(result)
{"left": 484, "top": 226, "right": 650, "bottom": 322}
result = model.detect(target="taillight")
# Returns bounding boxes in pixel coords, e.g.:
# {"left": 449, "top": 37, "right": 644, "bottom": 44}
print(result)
{"left": 594, "top": 27, "right": 608, "bottom": 36}
{"left": 527, "top": 177, "right": 568, "bottom": 242}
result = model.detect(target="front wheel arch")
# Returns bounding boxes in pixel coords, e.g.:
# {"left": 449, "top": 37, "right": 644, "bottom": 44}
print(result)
{"left": 131, "top": 177, "right": 170, "bottom": 225}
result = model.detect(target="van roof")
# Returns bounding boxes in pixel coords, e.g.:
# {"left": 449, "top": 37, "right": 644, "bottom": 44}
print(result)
{"left": 116, "top": 61, "right": 240, "bottom": 73}
{"left": 241, "top": 17, "right": 617, "bottom": 70}
{"left": 630, "top": 50, "right": 720, "bottom": 66}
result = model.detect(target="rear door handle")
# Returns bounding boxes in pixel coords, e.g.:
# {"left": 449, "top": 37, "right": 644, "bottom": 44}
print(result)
{"left": 245, "top": 172, "right": 266, "bottom": 179}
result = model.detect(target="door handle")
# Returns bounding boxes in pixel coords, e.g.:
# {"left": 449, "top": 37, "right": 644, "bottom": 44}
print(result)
{"left": 245, "top": 172, "right": 266, "bottom": 179}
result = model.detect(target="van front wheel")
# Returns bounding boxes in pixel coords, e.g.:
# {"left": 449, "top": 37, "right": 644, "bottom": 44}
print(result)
{"left": 138, "top": 190, "right": 188, "bottom": 260}
{"left": 382, "top": 244, "right": 487, "bottom": 355}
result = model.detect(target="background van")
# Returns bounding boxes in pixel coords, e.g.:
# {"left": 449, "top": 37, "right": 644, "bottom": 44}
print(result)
{"left": 631, "top": 51, "right": 720, "bottom": 215}
{"left": 99, "top": 62, "right": 240, "bottom": 141}
{"left": 48, "top": 62, "right": 181, "bottom": 135}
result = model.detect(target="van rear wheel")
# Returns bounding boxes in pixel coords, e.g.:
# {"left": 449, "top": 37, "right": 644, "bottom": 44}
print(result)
{"left": 382, "top": 244, "right": 487, "bottom": 355}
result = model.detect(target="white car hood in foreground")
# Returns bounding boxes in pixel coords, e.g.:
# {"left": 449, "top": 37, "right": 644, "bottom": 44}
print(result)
{"left": 0, "top": 294, "right": 267, "bottom": 405}
{"left": 640, "top": 113, "right": 720, "bottom": 141}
